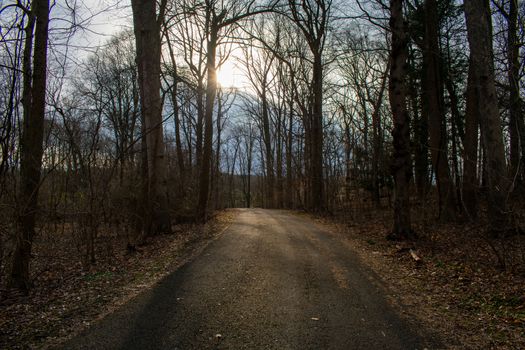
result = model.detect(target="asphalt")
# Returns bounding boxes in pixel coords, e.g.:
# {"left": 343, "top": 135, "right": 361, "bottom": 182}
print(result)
{"left": 61, "top": 209, "right": 435, "bottom": 350}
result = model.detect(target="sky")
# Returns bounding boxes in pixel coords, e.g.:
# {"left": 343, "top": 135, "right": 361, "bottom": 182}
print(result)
{"left": 65, "top": 0, "right": 132, "bottom": 58}
{"left": 62, "top": 0, "right": 249, "bottom": 89}
{"left": 217, "top": 54, "right": 252, "bottom": 89}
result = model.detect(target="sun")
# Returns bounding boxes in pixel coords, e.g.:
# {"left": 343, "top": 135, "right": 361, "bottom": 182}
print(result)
{"left": 216, "top": 60, "right": 246, "bottom": 89}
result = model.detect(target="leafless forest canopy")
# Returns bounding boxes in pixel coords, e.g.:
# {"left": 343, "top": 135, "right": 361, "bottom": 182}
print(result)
{"left": 1, "top": 0, "right": 525, "bottom": 290}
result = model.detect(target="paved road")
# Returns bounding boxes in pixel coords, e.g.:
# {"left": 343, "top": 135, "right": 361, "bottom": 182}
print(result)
{"left": 62, "top": 209, "right": 434, "bottom": 350}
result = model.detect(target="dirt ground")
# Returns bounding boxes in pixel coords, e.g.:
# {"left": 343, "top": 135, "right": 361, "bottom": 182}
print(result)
{"left": 313, "top": 207, "right": 525, "bottom": 349}
{"left": 0, "top": 211, "right": 234, "bottom": 349}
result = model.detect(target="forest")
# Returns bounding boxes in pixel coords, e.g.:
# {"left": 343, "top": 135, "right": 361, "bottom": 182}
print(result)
{"left": 0, "top": 0, "right": 524, "bottom": 348}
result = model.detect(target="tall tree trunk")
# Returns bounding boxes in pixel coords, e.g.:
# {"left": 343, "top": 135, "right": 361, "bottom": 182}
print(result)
{"left": 197, "top": 19, "right": 218, "bottom": 221}
{"left": 462, "top": 60, "right": 479, "bottom": 218}
{"left": 371, "top": 65, "right": 388, "bottom": 207}
{"left": 344, "top": 121, "right": 352, "bottom": 202}
{"left": 423, "top": 0, "right": 456, "bottom": 220}
{"left": 408, "top": 45, "right": 428, "bottom": 199}
{"left": 139, "top": 109, "right": 149, "bottom": 233}
{"left": 507, "top": 0, "right": 521, "bottom": 189}
{"left": 165, "top": 31, "right": 185, "bottom": 195}
{"left": 286, "top": 89, "right": 294, "bottom": 208}
{"left": 247, "top": 136, "right": 253, "bottom": 208}
{"left": 288, "top": 0, "right": 328, "bottom": 211}
{"left": 10, "top": 0, "right": 49, "bottom": 291}
{"left": 276, "top": 113, "right": 284, "bottom": 208}
{"left": 173, "top": 88, "right": 185, "bottom": 193}
{"left": 214, "top": 93, "right": 223, "bottom": 210}
{"left": 131, "top": 0, "right": 171, "bottom": 235}
{"left": 464, "top": 0, "right": 511, "bottom": 234}
{"left": 196, "top": 82, "right": 205, "bottom": 169}
{"left": 261, "top": 88, "right": 274, "bottom": 208}
{"left": 388, "top": 0, "right": 413, "bottom": 239}
{"left": 412, "top": 82, "right": 428, "bottom": 198}
{"left": 446, "top": 77, "right": 463, "bottom": 209}
{"left": 309, "top": 52, "right": 324, "bottom": 210}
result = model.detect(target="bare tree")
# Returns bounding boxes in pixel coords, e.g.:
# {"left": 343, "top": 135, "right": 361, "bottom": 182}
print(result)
{"left": 423, "top": 0, "right": 457, "bottom": 220}
{"left": 131, "top": 0, "right": 172, "bottom": 235}
{"left": 464, "top": 0, "right": 511, "bottom": 234}
{"left": 462, "top": 59, "right": 479, "bottom": 218}
{"left": 287, "top": 0, "right": 331, "bottom": 211}
{"left": 240, "top": 24, "right": 277, "bottom": 208}
{"left": 494, "top": 0, "right": 523, "bottom": 189}
{"left": 388, "top": 0, "right": 413, "bottom": 239}
{"left": 10, "top": 0, "right": 50, "bottom": 291}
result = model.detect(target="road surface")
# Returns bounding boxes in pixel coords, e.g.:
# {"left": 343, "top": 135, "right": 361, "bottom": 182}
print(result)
{"left": 62, "top": 209, "right": 434, "bottom": 349}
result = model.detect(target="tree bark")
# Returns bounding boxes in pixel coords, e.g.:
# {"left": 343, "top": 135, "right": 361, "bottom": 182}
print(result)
{"left": 309, "top": 52, "right": 324, "bottom": 210}
{"left": 464, "top": 0, "right": 511, "bottom": 234}
{"left": 462, "top": 60, "right": 479, "bottom": 218}
{"left": 196, "top": 82, "right": 205, "bottom": 169}
{"left": 213, "top": 92, "right": 223, "bottom": 210}
{"left": 131, "top": 0, "right": 171, "bottom": 235}
{"left": 10, "top": 0, "right": 49, "bottom": 291}
{"left": 423, "top": 0, "right": 456, "bottom": 220}
{"left": 388, "top": 0, "right": 413, "bottom": 239}
{"left": 165, "top": 31, "right": 185, "bottom": 194}
{"left": 371, "top": 65, "right": 388, "bottom": 207}
{"left": 286, "top": 86, "right": 294, "bottom": 208}
{"left": 411, "top": 67, "right": 428, "bottom": 199}
{"left": 507, "top": 0, "right": 521, "bottom": 188}
{"left": 446, "top": 77, "right": 463, "bottom": 209}
{"left": 275, "top": 104, "right": 284, "bottom": 208}
{"left": 197, "top": 16, "right": 219, "bottom": 221}
{"left": 261, "top": 87, "right": 275, "bottom": 208}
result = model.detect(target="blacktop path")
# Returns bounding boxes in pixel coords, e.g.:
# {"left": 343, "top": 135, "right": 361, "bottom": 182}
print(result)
{"left": 61, "top": 208, "right": 436, "bottom": 350}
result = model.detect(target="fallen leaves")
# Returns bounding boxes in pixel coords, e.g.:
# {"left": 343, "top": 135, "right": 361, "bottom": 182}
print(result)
{"left": 0, "top": 210, "right": 234, "bottom": 350}
{"left": 315, "top": 209, "right": 525, "bottom": 349}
